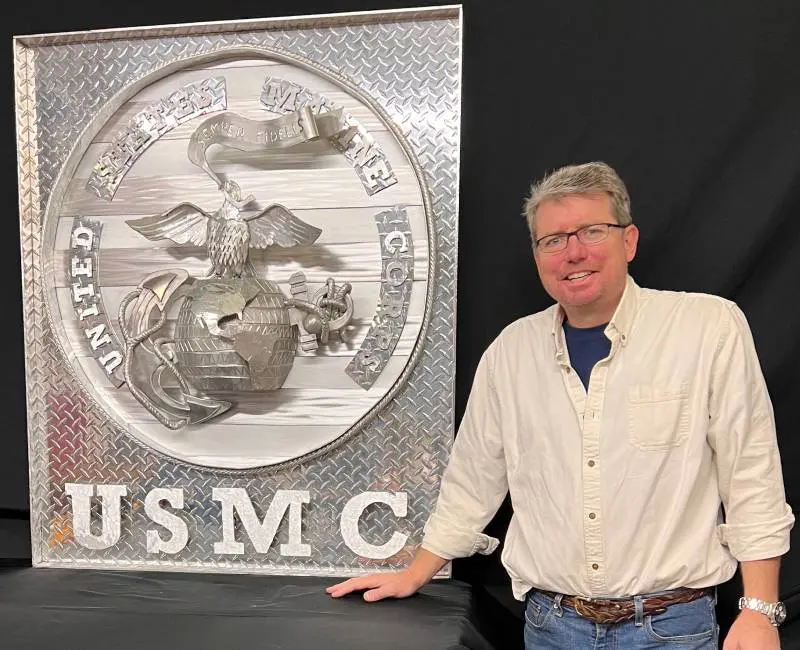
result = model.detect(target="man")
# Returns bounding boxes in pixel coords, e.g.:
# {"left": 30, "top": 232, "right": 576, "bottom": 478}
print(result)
{"left": 327, "top": 162, "right": 794, "bottom": 649}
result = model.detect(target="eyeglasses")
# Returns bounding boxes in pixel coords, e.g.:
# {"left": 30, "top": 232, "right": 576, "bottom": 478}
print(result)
{"left": 535, "top": 223, "right": 627, "bottom": 254}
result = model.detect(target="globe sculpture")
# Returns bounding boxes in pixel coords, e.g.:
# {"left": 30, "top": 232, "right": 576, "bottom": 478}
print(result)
{"left": 174, "top": 277, "right": 299, "bottom": 394}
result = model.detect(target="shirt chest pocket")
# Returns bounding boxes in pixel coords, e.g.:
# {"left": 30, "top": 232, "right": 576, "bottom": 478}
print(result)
{"left": 628, "top": 382, "right": 690, "bottom": 451}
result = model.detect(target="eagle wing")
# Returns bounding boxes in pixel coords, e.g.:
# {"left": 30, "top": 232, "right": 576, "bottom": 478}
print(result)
{"left": 126, "top": 202, "right": 213, "bottom": 246}
{"left": 246, "top": 204, "right": 322, "bottom": 249}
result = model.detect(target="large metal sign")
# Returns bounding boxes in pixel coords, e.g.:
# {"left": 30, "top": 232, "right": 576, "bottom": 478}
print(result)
{"left": 14, "top": 7, "right": 461, "bottom": 575}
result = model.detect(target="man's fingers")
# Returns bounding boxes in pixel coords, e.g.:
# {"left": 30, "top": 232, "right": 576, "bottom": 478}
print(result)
{"left": 363, "top": 583, "right": 395, "bottom": 602}
{"left": 326, "top": 572, "right": 418, "bottom": 602}
{"left": 325, "top": 577, "right": 365, "bottom": 596}
{"left": 326, "top": 575, "right": 382, "bottom": 597}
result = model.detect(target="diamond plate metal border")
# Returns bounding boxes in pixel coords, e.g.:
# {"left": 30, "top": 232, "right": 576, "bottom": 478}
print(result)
{"left": 15, "top": 6, "right": 462, "bottom": 575}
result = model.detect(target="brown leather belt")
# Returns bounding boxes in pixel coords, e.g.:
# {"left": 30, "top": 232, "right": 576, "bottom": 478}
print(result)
{"left": 540, "top": 587, "right": 713, "bottom": 625}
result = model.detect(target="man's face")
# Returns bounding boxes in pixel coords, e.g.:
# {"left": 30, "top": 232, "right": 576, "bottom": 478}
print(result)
{"left": 533, "top": 193, "right": 639, "bottom": 318}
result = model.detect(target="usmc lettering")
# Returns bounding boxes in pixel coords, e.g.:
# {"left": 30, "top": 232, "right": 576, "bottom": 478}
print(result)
{"left": 64, "top": 482, "right": 409, "bottom": 560}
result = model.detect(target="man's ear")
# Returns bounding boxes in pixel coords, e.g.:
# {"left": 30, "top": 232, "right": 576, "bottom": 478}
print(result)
{"left": 624, "top": 224, "right": 639, "bottom": 263}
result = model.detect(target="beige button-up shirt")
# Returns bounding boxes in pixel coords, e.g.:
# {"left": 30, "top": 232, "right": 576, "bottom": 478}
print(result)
{"left": 421, "top": 276, "right": 794, "bottom": 600}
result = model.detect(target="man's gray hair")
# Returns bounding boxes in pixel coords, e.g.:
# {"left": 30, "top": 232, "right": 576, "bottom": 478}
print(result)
{"left": 523, "top": 161, "right": 632, "bottom": 240}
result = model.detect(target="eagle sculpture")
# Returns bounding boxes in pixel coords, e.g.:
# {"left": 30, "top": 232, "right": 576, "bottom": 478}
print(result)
{"left": 126, "top": 180, "right": 321, "bottom": 277}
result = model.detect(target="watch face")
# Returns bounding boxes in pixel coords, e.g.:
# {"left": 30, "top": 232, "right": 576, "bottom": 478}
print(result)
{"left": 775, "top": 602, "right": 787, "bottom": 625}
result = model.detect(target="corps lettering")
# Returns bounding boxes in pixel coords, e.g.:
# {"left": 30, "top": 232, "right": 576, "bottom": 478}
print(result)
{"left": 346, "top": 208, "right": 413, "bottom": 387}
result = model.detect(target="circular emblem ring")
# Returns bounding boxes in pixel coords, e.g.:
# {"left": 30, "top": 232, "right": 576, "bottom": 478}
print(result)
{"left": 40, "top": 45, "right": 436, "bottom": 471}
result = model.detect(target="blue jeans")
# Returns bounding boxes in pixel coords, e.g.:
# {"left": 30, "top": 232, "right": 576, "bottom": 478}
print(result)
{"left": 524, "top": 589, "right": 719, "bottom": 649}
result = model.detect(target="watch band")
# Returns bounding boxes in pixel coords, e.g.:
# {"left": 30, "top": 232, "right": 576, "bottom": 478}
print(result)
{"left": 738, "top": 596, "right": 786, "bottom": 626}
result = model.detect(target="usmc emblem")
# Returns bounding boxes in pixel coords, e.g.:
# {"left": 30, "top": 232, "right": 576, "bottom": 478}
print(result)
{"left": 51, "top": 46, "right": 428, "bottom": 468}
{"left": 115, "top": 108, "right": 357, "bottom": 429}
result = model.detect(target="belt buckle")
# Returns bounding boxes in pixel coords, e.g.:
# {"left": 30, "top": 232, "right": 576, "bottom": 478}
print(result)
{"left": 574, "top": 595, "right": 628, "bottom": 624}
{"left": 573, "top": 596, "right": 594, "bottom": 619}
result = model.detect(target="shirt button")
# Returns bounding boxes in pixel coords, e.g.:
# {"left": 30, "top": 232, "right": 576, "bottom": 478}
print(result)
{"left": 592, "top": 563, "right": 599, "bottom": 570}
{"left": 588, "top": 512, "right": 596, "bottom": 519}
{"left": 588, "top": 460, "right": 596, "bottom": 467}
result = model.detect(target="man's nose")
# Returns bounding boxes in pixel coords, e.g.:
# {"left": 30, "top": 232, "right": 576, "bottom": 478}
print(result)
{"left": 563, "top": 233, "right": 588, "bottom": 260}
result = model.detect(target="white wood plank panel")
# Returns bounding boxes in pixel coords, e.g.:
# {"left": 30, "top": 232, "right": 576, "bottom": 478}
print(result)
{"left": 54, "top": 241, "right": 429, "bottom": 287}
{"left": 58, "top": 276, "right": 426, "bottom": 325}
{"left": 94, "top": 92, "right": 390, "bottom": 144}
{"left": 60, "top": 167, "right": 421, "bottom": 215}
{"left": 56, "top": 287, "right": 427, "bottom": 362}
{"left": 74, "top": 128, "right": 409, "bottom": 179}
{"left": 95, "top": 384, "right": 394, "bottom": 426}
{"left": 55, "top": 205, "right": 428, "bottom": 249}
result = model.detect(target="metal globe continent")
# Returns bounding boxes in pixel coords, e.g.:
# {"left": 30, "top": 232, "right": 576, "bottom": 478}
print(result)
{"left": 173, "top": 277, "right": 298, "bottom": 393}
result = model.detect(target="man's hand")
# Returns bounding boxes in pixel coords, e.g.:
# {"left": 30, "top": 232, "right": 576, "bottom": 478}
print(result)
{"left": 326, "top": 569, "right": 423, "bottom": 602}
{"left": 326, "top": 547, "right": 448, "bottom": 602}
{"left": 725, "top": 558, "right": 783, "bottom": 649}
{"left": 723, "top": 611, "right": 780, "bottom": 650}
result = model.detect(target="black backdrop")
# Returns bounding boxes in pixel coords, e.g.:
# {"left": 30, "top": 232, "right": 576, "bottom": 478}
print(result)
{"left": 1, "top": 0, "right": 799, "bottom": 643}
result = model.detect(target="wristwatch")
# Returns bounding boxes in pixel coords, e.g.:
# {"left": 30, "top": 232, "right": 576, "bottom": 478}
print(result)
{"left": 738, "top": 596, "right": 787, "bottom": 626}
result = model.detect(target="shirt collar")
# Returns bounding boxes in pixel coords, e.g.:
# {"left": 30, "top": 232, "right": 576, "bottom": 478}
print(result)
{"left": 551, "top": 275, "right": 640, "bottom": 360}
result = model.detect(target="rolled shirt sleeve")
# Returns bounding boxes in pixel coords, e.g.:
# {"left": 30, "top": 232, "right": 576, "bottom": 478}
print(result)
{"left": 421, "top": 349, "right": 508, "bottom": 560}
{"left": 708, "top": 303, "right": 795, "bottom": 561}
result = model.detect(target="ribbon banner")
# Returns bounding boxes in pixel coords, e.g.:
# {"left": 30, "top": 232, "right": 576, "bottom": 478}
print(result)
{"left": 188, "top": 107, "right": 351, "bottom": 186}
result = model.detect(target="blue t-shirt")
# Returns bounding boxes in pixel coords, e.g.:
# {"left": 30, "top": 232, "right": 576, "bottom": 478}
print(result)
{"left": 563, "top": 321, "right": 611, "bottom": 390}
